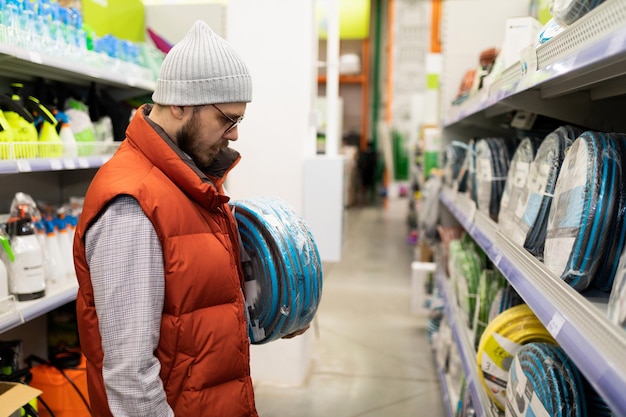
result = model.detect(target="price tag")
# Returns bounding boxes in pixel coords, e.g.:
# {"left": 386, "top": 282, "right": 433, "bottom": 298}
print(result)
{"left": 16, "top": 160, "right": 32, "bottom": 172}
{"left": 547, "top": 312, "right": 565, "bottom": 338}
{"left": 607, "top": 29, "right": 626, "bottom": 56}
{"left": 64, "top": 159, "right": 77, "bottom": 170}
{"left": 492, "top": 250, "right": 503, "bottom": 267}
{"left": 78, "top": 158, "right": 90, "bottom": 169}
{"left": 28, "top": 51, "right": 43, "bottom": 64}
{"left": 520, "top": 46, "right": 538, "bottom": 78}
{"left": 49, "top": 159, "right": 63, "bottom": 171}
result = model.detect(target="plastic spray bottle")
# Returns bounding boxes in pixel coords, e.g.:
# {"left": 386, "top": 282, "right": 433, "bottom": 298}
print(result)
{"left": 24, "top": 95, "right": 61, "bottom": 158}
{"left": 42, "top": 217, "right": 67, "bottom": 291}
{"left": 55, "top": 213, "right": 75, "bottom": 282}
{"left": 56, "top": 111, "right": 78, "bottom": 158}
{"left": 3, "top": 83, "right": 38, "bottom": 158}
{"left": 0, "top": 230, "right": 14, "bottom": 301}
{"left": 6, "top": 204, "right": 46, "bottom": 301}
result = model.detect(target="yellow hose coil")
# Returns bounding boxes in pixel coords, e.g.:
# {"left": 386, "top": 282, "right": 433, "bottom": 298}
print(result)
{"left": 476, "top": 304, "right": 557, "bottom": 410}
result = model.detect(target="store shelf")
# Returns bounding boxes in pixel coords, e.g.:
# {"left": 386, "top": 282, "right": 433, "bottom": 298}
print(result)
{"left": 440, "top": 188, "right": 626, "bottom": 415}
{"left": 436, "top": 269, "right": 500, "bottom": 417}
{"left": 0, "top": 29, "right": 155, "bottom": 96}
{"left": 0, "top": 280, "right": 78, "bottom": 334}
{"left": 443, "top": 0, "right": 626, "bottom": 130}
{"left": 436, "top": 366, "right": 457, "bottom": 417}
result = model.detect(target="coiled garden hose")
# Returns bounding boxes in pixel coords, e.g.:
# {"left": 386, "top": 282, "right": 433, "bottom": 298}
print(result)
{"left": 544, "top": 132, "right": 626, "bottom": 291}
{"left": 477, "top": 304, "right": 556, "bottom": 410}
{"left": 515, "top": 126, "right": 578, "bottom": 259}
{"left": 498, "top": 137, "right": 538, "bottom": 236}
{"left": 475, "top": 138, "right": 510, "bottom": 220}
{"left": 473, "top": 269, "right": 507, "bottom": 350}
{"left": 550, "top": 0, "right": 606, "bottom": 26}
{"left": 507, "top": 342, "right": 585, "bottom": 417}
{"left": 488, "top": 284, "right": 524, "bottom": 323}
{"left": 231, "top": 197, "right": 323, "bottom": 344}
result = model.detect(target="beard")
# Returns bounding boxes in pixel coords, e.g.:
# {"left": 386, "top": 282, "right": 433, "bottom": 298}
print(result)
{"left": 176, "top": 110, "right": 226, "bottom": 172}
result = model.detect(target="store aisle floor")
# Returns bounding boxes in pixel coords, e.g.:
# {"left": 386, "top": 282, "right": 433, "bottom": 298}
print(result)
{"left": 254, "top": 198, "right": 446, "bottom": 417}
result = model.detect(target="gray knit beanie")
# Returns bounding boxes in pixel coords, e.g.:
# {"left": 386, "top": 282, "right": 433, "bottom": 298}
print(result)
{"left": 152, "top": 20, "right": 252, "bottom": 105}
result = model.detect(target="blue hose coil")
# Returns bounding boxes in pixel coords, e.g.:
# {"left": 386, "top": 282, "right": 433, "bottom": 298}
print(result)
{"left": 231, "top": 197, "right": 323, "bottom": 344}
{"left": 544, "top": 131, "right": 624, "bottom": 291}
{"left": 507, "top": 342, "right": 585, "bottom": 417}
{"left": 519, "top": 126, "right": 579, "bottom": 259}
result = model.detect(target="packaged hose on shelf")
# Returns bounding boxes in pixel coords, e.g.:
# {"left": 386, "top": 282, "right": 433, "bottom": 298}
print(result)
{"left": 595, "top": 134, "right": 626, "bottom": 291}
{"left": 549, "top": 0, "right": 606, "bottom": 27}
{"left": 473, "top": 269, "right": 508, "bottom": 350}
{"left": 448, "top": 235, "right": 486, "bottom": 328}
{"left": 442, "top": 141, "right": 469, "bottom": 191}
{"left": 488, "top": 284, "right": 525, "bottom": 323}
{"left": 506, "top": 342, "right": 586, "bottom": 417}
{"left": 608, "top": 245, "right": 626, "bottom": 331}
{"left": 475, "top": 138, "right": 510, "bottom": 220}
{"left": 498, "top": 137, "right": 539, "bottom": 237}
{"left": 459, "top": 139, "right": 478, "bottom": 202}
{"left": 512, "top": 126, "right": 579, "bottom": 259}
{"left": 231, "top": 197, "right": 323, "bottom": 344}
{"left": 544, "top": 132, "right": 624, "bottom": 292}
{"left": 477, "top": 304, "right": 557, "bottom": 411}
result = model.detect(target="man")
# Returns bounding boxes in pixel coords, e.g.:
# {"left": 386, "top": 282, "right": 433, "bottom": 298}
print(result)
{"left": 74, "top": 20, "right": 294, "bottom": 416}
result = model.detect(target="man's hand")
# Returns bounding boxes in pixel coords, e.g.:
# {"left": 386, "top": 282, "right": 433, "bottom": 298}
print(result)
{"left": 281, "top": 324, "right": 310, "bottom": 339}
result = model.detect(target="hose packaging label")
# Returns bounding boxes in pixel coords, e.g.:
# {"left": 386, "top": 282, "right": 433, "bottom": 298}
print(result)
{"left": 481, "top": 332, "right": 523, "bottom": 408}
{"left": 505, "top": 358, "right": 550, "bottom": 417}
{"left": 545, "top": 139, "right": 588, "bottom": 275}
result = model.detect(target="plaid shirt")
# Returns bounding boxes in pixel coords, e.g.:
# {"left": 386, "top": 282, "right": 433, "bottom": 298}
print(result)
{"left": 85, "top": 195, "right": 174, "bottom": 417}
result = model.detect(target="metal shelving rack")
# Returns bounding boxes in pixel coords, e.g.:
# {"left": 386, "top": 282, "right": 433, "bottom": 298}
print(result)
{"left": 435, "top": 1, "right": 626, "bottom": 415}
{"left": 440, "top": 189, "right": 626, "bottom": 415}
{"left": 0, "top": 29, "right": 154, "bottom": 336}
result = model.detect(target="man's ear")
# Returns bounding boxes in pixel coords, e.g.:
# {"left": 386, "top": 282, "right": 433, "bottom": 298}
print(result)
{"left": 170, "top": 105, "right": 186, "bottom": 120}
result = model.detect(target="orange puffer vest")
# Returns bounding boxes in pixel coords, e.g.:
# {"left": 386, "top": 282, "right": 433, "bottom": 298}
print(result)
{"left": 74, "top": 105, "right": 257, "bottom": 417}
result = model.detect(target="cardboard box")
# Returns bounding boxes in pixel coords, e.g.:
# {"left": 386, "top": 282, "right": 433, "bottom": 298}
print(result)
{"left": 0, "top": 382, "right": 42, "bottom": 417}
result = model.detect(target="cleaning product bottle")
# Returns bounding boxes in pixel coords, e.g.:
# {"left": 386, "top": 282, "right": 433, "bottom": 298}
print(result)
{"left": 0, "top": 230, "right": 14, "bottom": 301}
{"left": 6, "top": 204, "right": 46, "bottom": 301}
{"left": 55, "top": 213, "right": 75, "bottom": 282}
{"left": 65, "top": 98, "right": 95, "bottom": 156}
{"left": 56, "top": 111, "right": 78, "bottom": 158}
{"left": 42, "top": 217, "right": 67, "bottom": 291}
{"left": 0, "top": 109, "right": 15, "bottom": 160}
{"left": 3, "top": 83, "right": 38, "bottom": 159}
{"left": 25, "top": 95, "right": 61, "bottom": 158}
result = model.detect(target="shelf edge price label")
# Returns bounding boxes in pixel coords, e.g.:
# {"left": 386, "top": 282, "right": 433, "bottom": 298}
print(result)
{"left": 520, "top": 46, "right": 538, "bottom": 79}
{"left": 64, "top": 159, "right": 77, "bottom": 170}
{"left": 78, "top": 158, "right": 90, "bottom": 169}
{"left": 547, "top": 312, "right": 565, "bottom": 338}
{"left": 16, "top": 160, "right": 32, "bottom": 172}
{"left": 28, "top": 51, "right": 43, "bottom": 64}
{"left": 49, "top": 159, "right": 63, "bottom": 171}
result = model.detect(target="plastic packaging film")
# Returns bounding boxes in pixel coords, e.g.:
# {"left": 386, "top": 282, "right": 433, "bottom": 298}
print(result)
{"left": 488, "top": 284, "right": 525, "bottom": 323}
{"left": 543, "top": 132, "right": 622, "bottom": 291}
{"left": 498, "top": 138, "right": 539, "bottom": 241}
{"left": 549, "top": 0, "right": 606, "bottom": 27}
{"left": 506, "top": 343, "right": 586, "bottom": 417}
{"left": 475, "top": 138, "right": 510, "bottom": 220}
{"left": 608, "top": 246, "right": 626, "bottom": 331}
{"left": 473, "top": 269, "right": 508, "bottom": 350}
{"left": 513, "top": 126, "right": 579, "bottom": 259}
{"left": 595, "top": 134, "right": 626, "bottom": 291}
{"left": 477, "top": 304, "right": 556, "bottom": 411}
{"left": 448, "top": 235, "right": 486, "bottom": 327}
{"left": 443, "top": 141, "right": 469, "bottom": 191}
{"left": 231, "top": 197, "right": 323, "bottom": 344}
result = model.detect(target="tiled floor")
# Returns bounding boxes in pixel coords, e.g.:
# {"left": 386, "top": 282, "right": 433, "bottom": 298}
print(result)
{"left": 254, "top": 198, "right": 446, "bottom": 417}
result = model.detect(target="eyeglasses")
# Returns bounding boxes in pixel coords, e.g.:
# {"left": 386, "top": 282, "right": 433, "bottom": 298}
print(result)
{"left": 212, "top": 104, "right": 244, "bottom": 133}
